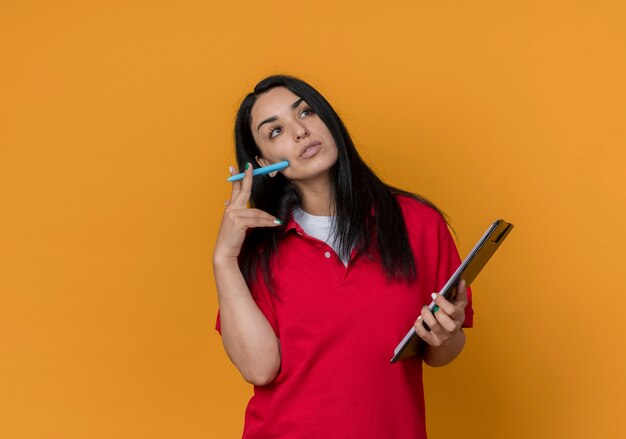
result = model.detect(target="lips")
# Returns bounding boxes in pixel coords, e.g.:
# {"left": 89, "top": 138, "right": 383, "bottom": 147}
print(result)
{"left": 299, "top": 141, "right": 322, "bottom": 158}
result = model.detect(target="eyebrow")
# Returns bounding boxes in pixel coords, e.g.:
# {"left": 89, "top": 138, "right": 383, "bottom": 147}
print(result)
{"left": 256, "top": 98, "right": 305, "bottom": 131}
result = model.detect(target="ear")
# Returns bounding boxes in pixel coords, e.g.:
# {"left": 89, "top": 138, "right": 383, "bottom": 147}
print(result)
{"left": 255, "top": 156, "right": 270, "bottom": 168}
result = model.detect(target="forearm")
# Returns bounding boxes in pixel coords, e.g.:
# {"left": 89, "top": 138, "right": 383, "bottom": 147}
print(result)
{"left": 423, "top": 329, "right": 465, "bottom": 367}
{"left": 214, "top": 257, "right": 281, "bottom": 385}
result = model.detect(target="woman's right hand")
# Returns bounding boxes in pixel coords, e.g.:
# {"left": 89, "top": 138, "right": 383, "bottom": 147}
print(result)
{"left": 213, "top": 163, "right": 282, "bottom": 265}
{"left": 213, "top": 163, "right": 282, "bottom": 385}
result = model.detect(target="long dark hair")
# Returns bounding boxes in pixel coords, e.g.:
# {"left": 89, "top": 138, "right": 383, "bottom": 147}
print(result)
{"left": 234, "top": 75, "right": 447, "bottom": 291}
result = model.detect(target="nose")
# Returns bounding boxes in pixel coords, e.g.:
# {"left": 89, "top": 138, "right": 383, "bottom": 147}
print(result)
{"left": 293, "top": 121, "right": 309, "bottom": 140}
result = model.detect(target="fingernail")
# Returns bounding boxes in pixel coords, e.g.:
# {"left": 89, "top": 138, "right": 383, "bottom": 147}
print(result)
{"left": 433, "top": 305, "right": 440, "bottom": 313}
{"left": 274, "top": 219, "right": 283, "bottom": 225}
{"left": 431, "top": 293, "right": 438, "bottom": 300}
{"left": 245, "top": 162, "right": 250, "bottom": 170}
{"left": 417, "top": 316, "right": 422, "bottom": 321}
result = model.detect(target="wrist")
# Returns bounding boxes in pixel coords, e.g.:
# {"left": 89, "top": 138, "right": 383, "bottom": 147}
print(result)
{"left": 423, "top": 329, "right": 465, "bottom": 367}
{"left": 213, "top": 253, "right": 239, "bottom": 270}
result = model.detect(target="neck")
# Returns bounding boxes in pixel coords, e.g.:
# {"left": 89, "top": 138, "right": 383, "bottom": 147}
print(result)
{"left": 294, "top": 176, "right": 335, "bottom": 216}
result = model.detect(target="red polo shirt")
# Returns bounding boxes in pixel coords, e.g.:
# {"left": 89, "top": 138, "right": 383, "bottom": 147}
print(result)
{"left": 216, "top": 195, "right": 473, "bottom": 438}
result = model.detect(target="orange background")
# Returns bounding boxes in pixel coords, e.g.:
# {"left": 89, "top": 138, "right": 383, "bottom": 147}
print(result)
{"left": 1, "top": 1, "right": 625, "bottom": 438}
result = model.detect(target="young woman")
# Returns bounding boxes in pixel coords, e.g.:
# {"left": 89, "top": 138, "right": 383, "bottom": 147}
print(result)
{"left": 214, "top": 75, "right": 472, "bottom": 438}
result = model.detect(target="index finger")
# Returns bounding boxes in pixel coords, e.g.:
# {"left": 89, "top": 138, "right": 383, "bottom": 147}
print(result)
{"left": 229, "top": 165, "right": 243, "bottom": 203}
{"left": 232, "top": 162, "right": 254, "bottom": 207}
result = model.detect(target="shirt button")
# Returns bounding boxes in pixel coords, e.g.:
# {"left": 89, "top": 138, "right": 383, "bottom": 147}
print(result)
{"left": 324, "top": 251, "right": 331, "bottom": 259}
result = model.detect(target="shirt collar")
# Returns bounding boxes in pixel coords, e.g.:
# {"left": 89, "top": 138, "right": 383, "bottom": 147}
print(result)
{"left": 282, "top": 206, "right": 376, "bottom": 235}
{"left": 283, "top": 212, "right": 304, "bottom": 234}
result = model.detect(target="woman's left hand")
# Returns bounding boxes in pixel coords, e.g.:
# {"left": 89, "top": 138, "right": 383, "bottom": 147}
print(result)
{"left": 414, "top": 279, "right": 468, "bottom": 347}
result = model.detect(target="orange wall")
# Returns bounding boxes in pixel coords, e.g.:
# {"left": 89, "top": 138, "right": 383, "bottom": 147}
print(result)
{"left": 1, "top": 1, "right": 625, "bottom": 438}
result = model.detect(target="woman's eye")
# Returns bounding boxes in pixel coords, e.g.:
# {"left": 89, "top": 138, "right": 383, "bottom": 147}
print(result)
{"left": 269, "top": 125, "right": 282, "bottom": 138}
{"left": 300, "top": 107, "right": 314, "bottom": 118}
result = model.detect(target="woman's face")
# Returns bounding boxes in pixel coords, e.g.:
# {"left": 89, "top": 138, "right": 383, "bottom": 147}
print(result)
{"left": 250, "top": 87, "right": 338, "bottom": 183}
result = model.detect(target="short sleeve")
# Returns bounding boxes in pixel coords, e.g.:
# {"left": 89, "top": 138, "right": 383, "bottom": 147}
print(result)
{"left": 214, "top": 271, "right": 280, "bottom": 336}
{"left": 434, "top": 217, "right": 474, "bottom": 328}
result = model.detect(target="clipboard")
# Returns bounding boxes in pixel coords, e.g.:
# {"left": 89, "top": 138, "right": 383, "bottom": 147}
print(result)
{"left": 390, "top": 219, "right": 514, "bottom": 363}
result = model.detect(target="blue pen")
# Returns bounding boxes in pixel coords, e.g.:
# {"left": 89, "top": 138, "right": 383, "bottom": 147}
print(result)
{"left": 227, "top": 160, "right": 290, "bottom": 182}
